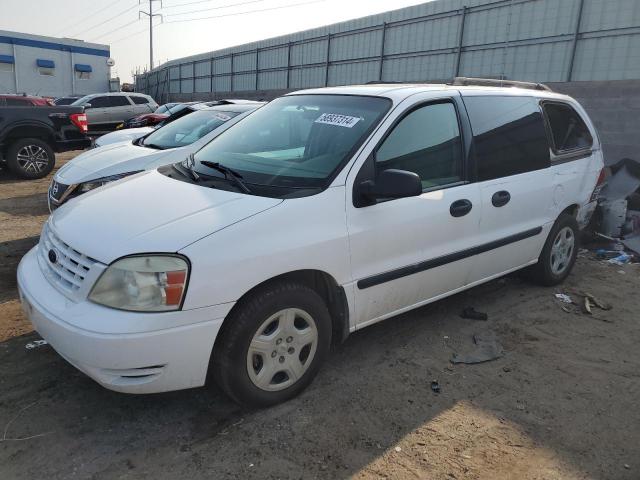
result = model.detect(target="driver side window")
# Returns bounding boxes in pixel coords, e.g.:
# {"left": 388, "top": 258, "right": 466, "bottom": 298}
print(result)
{"left": 376, "top": 102, "right": 463, "bottom": 190}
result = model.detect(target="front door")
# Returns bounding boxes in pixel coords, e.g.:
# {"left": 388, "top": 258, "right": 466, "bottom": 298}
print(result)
{"left": 347, "top": 94, "right": 481, "bottom": 328}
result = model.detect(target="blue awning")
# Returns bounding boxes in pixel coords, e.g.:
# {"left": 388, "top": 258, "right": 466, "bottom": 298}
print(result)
{"left": 37, "top": 59, "right": 55, "bottom": 68}
{"left": 74, "top": 63, "right": 92, "bottom": 72}
{"left": 0, "top": 54, "right": 15, "bottom": 64}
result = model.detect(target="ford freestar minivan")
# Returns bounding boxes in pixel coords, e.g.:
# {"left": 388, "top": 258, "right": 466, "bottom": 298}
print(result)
{"left": 18, "top": 80, "right": 604, "bottom": 407}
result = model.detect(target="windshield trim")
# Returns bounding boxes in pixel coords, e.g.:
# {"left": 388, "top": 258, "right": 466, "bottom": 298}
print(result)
{"left": 194, "top": 94, "right": 393, "bottom": 194}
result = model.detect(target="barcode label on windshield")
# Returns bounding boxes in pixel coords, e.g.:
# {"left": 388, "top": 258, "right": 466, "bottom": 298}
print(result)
{"left": 314, "top": 113, "right": 361, "bottom": 128}
{"left": 214, "top": 113, "right": 232, "bottom": 121}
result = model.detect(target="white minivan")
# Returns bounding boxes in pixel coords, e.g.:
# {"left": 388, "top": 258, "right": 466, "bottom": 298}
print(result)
{"left": 18, "top": 80, "right": 604, "bottom": 407}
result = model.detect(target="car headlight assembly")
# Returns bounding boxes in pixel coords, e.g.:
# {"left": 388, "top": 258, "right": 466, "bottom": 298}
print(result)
{"left": 76, "top": 171, "right": 143, "bottom": 194}
{"left": 89, "top": 255, "right": 189, "bottom": 312}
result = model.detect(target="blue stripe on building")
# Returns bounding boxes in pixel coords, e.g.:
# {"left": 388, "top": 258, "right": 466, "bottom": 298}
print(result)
{"left": 0, "top": 35, "right": 109, "bottom": 57}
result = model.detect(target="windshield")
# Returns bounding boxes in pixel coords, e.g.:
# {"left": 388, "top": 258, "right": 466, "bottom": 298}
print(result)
{"left": 155, "top": 103, "right": 180, "bottom": 115}
{"left": 142, "top": 109, "right": 239, "bottom": 149}
{"left": 193, "top": 95, "right": 390, "bottom": 189}
{"left": 54, "top": 97, "right": 76, "bottom": 105}
{"left": 71, "top": 95, "right": 92, "bottom": 106}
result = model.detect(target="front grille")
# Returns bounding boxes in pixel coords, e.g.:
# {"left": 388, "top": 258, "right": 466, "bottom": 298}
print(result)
{"left": 39, "top": 223, "right": 98, "bottom": 298}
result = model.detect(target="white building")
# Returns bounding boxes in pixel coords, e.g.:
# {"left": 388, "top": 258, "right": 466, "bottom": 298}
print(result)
{"left": 0, "top": 30, "right": 112, "bottom": 98}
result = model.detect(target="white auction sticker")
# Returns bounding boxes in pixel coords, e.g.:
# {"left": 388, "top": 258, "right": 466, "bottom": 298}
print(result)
{"left": 314, "top": 113, "right": 361, "bottom": 128}
{"left": 214, "top": 113, "right": 232, "bottom": 121}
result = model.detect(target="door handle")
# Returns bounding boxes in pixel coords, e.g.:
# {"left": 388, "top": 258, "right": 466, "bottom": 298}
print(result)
{"left": 450, "top": 199, "right": 473, "bottom": 217}
{"left": 491, "top": 190, "right": 511, "bottom": 207}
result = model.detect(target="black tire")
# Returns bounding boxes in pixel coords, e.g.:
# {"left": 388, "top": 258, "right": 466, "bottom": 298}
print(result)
{"left": 211, "top": 282, "right": 332, "bottom": 408}
{"left": 6, "top": 138, "right": 55, "bottom": 179}
{"left": 527, "top": 213, "right": 580, "bottom": 286}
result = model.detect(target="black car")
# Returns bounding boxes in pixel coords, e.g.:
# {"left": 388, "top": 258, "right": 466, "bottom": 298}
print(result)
{"left": 0, "top": 105, "right": 90, "bottom": 178}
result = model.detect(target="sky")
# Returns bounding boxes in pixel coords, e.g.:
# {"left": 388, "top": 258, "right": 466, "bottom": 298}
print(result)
{"left": 0, "top": 0, "right": 431, "bottom": 83}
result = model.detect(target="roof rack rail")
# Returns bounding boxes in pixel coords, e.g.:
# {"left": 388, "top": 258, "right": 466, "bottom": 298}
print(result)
{"left": 451, "top": 76, "right": 552, "bottom": 92}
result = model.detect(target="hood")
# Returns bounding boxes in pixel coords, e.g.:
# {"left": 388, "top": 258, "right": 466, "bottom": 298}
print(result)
{"left": 54, "top": 141, "right": 180, "bottom": 184}
{"left": 95, "top": 127, "right": 153, "bottom": 147}
{"left": 50, "top": 170, "right": 282, "bottom": 263}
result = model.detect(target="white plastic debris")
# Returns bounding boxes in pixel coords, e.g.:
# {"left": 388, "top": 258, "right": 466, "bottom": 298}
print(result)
{"left": 554, "top": 293, "right": 573, "bottom": 303}
{"left": 25, "top": 340, "right": 48, "bottom": 350}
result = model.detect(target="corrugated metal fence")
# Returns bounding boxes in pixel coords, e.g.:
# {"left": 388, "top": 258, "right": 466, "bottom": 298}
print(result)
{"left": 136, "top": 0, "right": 640, "bottom": 102}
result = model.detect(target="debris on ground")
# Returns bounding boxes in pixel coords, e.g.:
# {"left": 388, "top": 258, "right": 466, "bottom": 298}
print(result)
{"left": 430, "top": 381, "right": 441, "bottom": 394}
{"left": 460, "top": 307, "right": 488, "bottom": 321}
{"left": 554, "top": 293, "right": 573, "bottom": 304}
{"left": 585, "top": 157, "right": 640, "bottom": 262}
{"left": 451, "top": 332, "right": 504, "bottom": 364}
{"left": 25, "top": 340, "right": 47, "bottom": 350}
{"left": 607, "top": 253, "right": 632, "bottom": 265}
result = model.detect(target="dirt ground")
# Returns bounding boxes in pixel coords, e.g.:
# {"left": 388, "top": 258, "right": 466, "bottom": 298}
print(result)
{"left": 1, "top": 153, "right": 639, "bottom": 479}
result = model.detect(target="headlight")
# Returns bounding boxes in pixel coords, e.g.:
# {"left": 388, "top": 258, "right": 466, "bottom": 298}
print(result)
{"left": 89, "top": 255, "right": 189, "bottom": 312}
{"left": 76, "top": 171, "right": 143, "bottom": 193}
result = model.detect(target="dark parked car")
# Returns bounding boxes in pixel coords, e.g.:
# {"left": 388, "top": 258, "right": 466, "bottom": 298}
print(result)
{"left": 0, "top": 104, "right": 90, "bottom": 178}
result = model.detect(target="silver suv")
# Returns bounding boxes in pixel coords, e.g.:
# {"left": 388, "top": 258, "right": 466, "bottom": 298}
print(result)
{"left": 71, "top": 93, "right": 158, "bottom": 133}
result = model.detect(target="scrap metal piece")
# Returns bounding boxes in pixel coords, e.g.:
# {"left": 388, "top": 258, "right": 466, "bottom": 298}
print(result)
{"left": 450, "top": 332, "right": 504, "bottom": 364}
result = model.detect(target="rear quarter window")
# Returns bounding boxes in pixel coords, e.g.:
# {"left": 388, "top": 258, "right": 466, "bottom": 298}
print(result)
{"left": 542, "top": 102, "right": 593, "bottom": 154}
{"left": 463, "top": 95, "right": 550, "bottom": 181}
{"left": 131, "top": 96, "right": 150, "bottom": 105}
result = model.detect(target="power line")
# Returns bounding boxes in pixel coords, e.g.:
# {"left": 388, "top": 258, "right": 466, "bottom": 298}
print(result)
{"left": 164, "top": 0, "right": 326, "bottom": 23}
{"left": 66, "top": 2, "right": 141, "bottom": 38}
{"left": 163, "top": 0, "right": 266, "bottom": 16}
{"left": 110, "top": 27, "right": 148, "bottom": 44}
{"left": 54, "top": 0, "right": 128, "bottom": 36}
{"left": 161, "top": 0, "right": 255, "bottom": 9}
{"left": 88, "top": 18, "right": 141, "bottom": 42}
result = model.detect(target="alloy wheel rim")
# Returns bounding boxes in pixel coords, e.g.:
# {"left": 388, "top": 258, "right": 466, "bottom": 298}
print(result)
{"left": 17, "top": 145, "right": 49, "bottom": 174}
{"left": 550, "top": 226, "right": 575, "bottom": 275}
{"left": 247, "top": 308, "right": 318, "bottom": 392}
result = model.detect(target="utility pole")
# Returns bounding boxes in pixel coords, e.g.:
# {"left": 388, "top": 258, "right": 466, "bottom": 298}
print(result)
{"left": 139, "top": 0, "right": 162, "bottom": 70}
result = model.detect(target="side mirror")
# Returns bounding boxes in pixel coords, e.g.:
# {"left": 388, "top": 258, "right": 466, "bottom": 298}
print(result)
{"left": 358, "top": 169, "right": 422, "bottom": 202}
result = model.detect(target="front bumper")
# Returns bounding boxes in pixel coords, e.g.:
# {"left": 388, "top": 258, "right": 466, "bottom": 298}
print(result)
{"left": 54, "top": 138, "right": 91, "bottom": 152}
{"left": 17, "top": 246, "right": 232, "bottom": 394}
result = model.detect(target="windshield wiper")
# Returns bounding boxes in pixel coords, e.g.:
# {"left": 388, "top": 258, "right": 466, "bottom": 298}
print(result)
{"left": 200, "top": 160, "right": 251, "bottom": 194}
{"left": 143, "top": 142, "right": 166, "bottom": 150}
{"left": 181, "top": 153, "right": 200, "bottom": 181}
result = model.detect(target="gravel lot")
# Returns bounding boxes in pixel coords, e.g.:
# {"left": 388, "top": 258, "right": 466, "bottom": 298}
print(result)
{"left": 1, "top": 152, "right": 639, "bottom": 479}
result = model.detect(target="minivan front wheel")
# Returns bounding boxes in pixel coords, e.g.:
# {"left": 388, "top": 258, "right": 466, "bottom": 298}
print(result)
{"left": 212, "top": 282, "right": 332, "bottom": 407}
{"left": 529, "top": 213, "right": 579, "bottom": 286}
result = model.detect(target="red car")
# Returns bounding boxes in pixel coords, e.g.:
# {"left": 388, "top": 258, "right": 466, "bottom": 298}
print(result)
{"left": 0, "top": 94, "right": 55, "bottom": 107}
{"left": 119, "top": 102, "right": 182, "bottom": 129}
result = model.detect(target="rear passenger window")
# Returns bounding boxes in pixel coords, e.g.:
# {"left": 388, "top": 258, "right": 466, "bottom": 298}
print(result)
{"left": 464, "top": 96, "right": 550, "bottom": 181}
{"left": 107, "top": 96, "right": 132, "bottom": 107}
{"left": 376, "top": 102, "right": 463, "bottom": 189}
{"left": 131, "top": 96, "right": 149, "bottom": 105}
{"left": 543, "top": 102, "right": 592, "bottom": 153}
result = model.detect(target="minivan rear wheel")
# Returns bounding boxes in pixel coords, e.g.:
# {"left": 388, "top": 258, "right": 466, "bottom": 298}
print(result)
{"left": 528, "top": 213, "right": 579, "bottom": 286}
{"left": 211, "top": 282, "right": 332, "bottom": 407}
